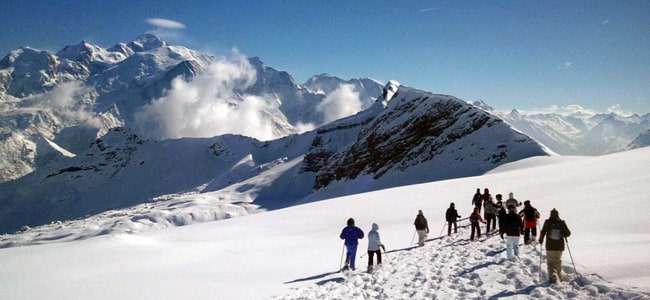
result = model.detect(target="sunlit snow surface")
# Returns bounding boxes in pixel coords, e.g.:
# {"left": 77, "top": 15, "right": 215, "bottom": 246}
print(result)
{"left": 0, "top": 148, "right": 649, "bottom": 299}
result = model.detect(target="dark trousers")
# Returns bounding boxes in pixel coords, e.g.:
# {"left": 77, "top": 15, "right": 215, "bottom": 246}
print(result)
{"left": 447, "top": 220, "right": 458, "bottom": 235}
{"left": 524, "top": 227, "right": 537, "bottom": 244}
{"left": 486, "top": 213, "right": 496, "bottom": 232}
{"left": 471, "top": 222, "right": 481, "bottom": 240}
{"left": 367, "top": 250, "right": 382, "bottom": 265}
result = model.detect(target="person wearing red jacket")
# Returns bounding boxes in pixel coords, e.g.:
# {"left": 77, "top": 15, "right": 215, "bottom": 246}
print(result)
{"left": 519, "top": 200, "right": 540, "bottom": 245}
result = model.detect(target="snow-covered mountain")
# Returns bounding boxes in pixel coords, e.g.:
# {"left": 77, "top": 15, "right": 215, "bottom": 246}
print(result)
{"left": 471, "top": 101, "right": 650, "bottom": 156}
{"left": 0, "top": 34, "right": 382, "bottom": 182}
{"left": 0, "top": 78, "right": 549, "bottom": 234}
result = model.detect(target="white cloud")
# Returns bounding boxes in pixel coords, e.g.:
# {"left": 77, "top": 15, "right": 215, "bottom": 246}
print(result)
{"left": 146, "top": 18, "right": 187, "bottom": 29}
{"left": 606, "top": 104, "right": 633, "bottom": 117}
{"left": 134, "top": 51, "right": 283, "bottom": 141}
{"left": 47, "top": 82, "right": 103, "bottom": 128}
{"left": 315, "top": 84, "right": 362, "bottom": 124}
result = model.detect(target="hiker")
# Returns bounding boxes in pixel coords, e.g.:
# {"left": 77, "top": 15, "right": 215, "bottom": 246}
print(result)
{"left": 505, "top": 192, "right": 521, "bottom": 209}
{"left": 484, "top": 196, "right": 497, "bottom": 233}
{"left": 501, "top": 204, "right": 524, "bottom": 260}
{"left": 469, "top": 207, "right": 486, "bottom": 241}
{"left": 496, "top": 194, "right": 507, "bottom": 232}
{"left": 445, "top": 202, "right": 461, "bottom": 236}
{"left": 539, "top": 209, "right": 572, "bottom": 283}
{"left": 414, "top": 210, "right": 429, "bottom": 246}
{"left": 519, "top": 200, "right": 540, "bottom": 245}
{"left": 481, "top": 188, "right": 492, "bottom": 218}
{"left": 340, "top": 218, "right": 364, "bottom": 271}
{"left": 472, "top": 188, "right": 482, "bottom": 213}
{"left": 367, "top": 223, "right": 386, "bottom": 271}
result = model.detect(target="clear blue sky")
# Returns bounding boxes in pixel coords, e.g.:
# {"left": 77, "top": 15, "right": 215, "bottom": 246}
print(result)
{"left": 1, "top": 1, "right": 648, "bottom": 115}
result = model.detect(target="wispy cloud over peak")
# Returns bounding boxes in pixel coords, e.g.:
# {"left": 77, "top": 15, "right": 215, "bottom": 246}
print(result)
{"left": 146, "top": 18, "right": 187, "bottom": 29}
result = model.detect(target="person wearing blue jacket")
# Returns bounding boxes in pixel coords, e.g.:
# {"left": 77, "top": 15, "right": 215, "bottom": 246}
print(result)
{"left": 340, "top": 218, "right": 364, "bottom": 271}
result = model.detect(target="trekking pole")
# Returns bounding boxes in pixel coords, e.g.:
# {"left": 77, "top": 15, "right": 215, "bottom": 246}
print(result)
{"left": 410, "top": 230, "right": 416, "bottom": 245}
{"left": 439, "top": 221, "right": 446, "bottom": 238}
{"left": 537, "top": 223, "right": 542, "bottom": 283}
{"left": 339, "top": 244, "right": 346, "bottom": 271}
{"left": 565, "top": 237, "right": 579, "bottom": 277}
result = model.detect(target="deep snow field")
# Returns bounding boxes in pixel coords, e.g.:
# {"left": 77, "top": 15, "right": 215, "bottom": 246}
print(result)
{"left": 0, "top": 147, "right": 649, "bottom": 299}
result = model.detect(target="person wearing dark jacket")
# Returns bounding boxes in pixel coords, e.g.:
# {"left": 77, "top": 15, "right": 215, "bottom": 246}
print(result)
{"left": 469, "top": 207, "right": 486, "bottom": 241}
{"left": 414, "top": 210, "right": 429, "bottom": 246}
{"left": 539, "top": 209, "right": 571, "bottom": 283}
{"left": 472, "top": 188, "right": 482, "bottom": 213}
{"left": 519, "top": 200, "right": 540, "bottom": 245}
{"left": 501, "top": 205, "right": 524, "bottom": 260}
{"left": 495, "top": 194, "right": 507, "bottom": 232}
{"left": 445, "top": 203, "right": 461, "bottom": 236}
{"left": 340, "top": 218, "right": 364, "bottom": 271}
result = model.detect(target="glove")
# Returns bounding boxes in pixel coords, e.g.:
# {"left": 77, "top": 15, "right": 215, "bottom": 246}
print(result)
{"left": 380, "top": 244, "right": 386, "bottom": 252}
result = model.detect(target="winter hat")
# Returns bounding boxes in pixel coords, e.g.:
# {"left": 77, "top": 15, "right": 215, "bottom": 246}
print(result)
{"left": 524, "top": 200, "right": 531, "bottom": 205}
{"left": 550, "top": 209, "right": 559, "bottom": 219}
{"left": 450, "top": 202, "right": 455, "bottom": 207}
{"left": 418, "top": 209, "right": 423, "bottom": 215}
{"left": 372, "top": 223, "right": 379, "bottom": 231}
{"left": 496, "top": 194, "right": 502, "bottom": 200}
{"left": 347, "top": 218, "right": 355, "bottom": 226}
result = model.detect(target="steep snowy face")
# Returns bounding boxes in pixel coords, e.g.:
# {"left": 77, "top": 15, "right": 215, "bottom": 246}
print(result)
{"left": 305, "top": 86, "right": 549, "bottom": 194}
{"left": 0, "top": 47, "right": 58, "bottom": 98}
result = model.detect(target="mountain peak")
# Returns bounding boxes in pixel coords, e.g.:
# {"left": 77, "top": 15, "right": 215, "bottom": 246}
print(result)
{"left": 127, "top": 33, "right": 166, "bottom": 52}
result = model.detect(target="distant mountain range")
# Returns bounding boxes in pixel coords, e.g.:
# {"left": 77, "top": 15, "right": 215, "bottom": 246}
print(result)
{"left": 0, "top": 34, "right": 647, "bottom": 234}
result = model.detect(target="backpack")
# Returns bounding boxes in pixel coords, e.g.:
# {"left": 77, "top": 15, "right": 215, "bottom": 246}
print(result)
{"left": 506, "top": 214, "right": 521, "bottom": 232}
{"left": 548, "top": 221, "right": 564, "bottom": 240}
{"left": 523, "top": 207, "right": 539, "bottom": 221}
{"left": 415, "top": 215, "right": 425, "bottom": 227}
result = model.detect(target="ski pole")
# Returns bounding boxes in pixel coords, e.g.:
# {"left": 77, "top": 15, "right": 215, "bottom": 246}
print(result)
{"left": 410, "top": 230, "right": 416, "bottom": 245}
{"left": 565, "top": 237, "right": 579, "bottom": 277}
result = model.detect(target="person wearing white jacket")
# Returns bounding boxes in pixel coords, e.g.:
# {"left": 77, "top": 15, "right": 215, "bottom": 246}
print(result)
{"left": 367, "top": 223, "right": 386, "bottom": 269}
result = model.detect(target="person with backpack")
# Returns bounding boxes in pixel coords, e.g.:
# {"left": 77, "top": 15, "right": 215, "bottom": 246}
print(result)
{"left": 366, "top": 223, "right": 385, "bottom": 271}
{"left": 484, "top": 197, "right": 497, "bottom": 233}
{"left": 519, "top": 200, "right": 540, "bottom": 245}
{"left": 501, "top": 204, "right": 524, "bottom": 260}
{"left": 471, "top": 188, "right": 482, "bottom": 213}
{"left": 469, "top": 207, "right": 486, "bottom": 241}
{"left": 413, "top": 210, "right": 429, "bottom": 246}
{"left": 445, "top": 202, "right": 461, "bottom": 236}
{"left": 539, "top": 209, "right": 572, "bottom": 283}
{"left": 340, "top": 218, "right": 364, "bottom": 271}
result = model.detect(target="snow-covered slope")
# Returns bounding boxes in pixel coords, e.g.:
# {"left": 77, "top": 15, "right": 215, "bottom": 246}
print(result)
{"left": 0, "top": 82, "right": 550, "bottom": 235}
{"left": 0, "top": 147, "right": 648, "bottom": 299}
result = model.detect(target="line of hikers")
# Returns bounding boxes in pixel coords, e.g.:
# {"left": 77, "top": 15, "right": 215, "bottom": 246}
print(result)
{"left": 339, "top": 188, "right": 571, "bottom": 283}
